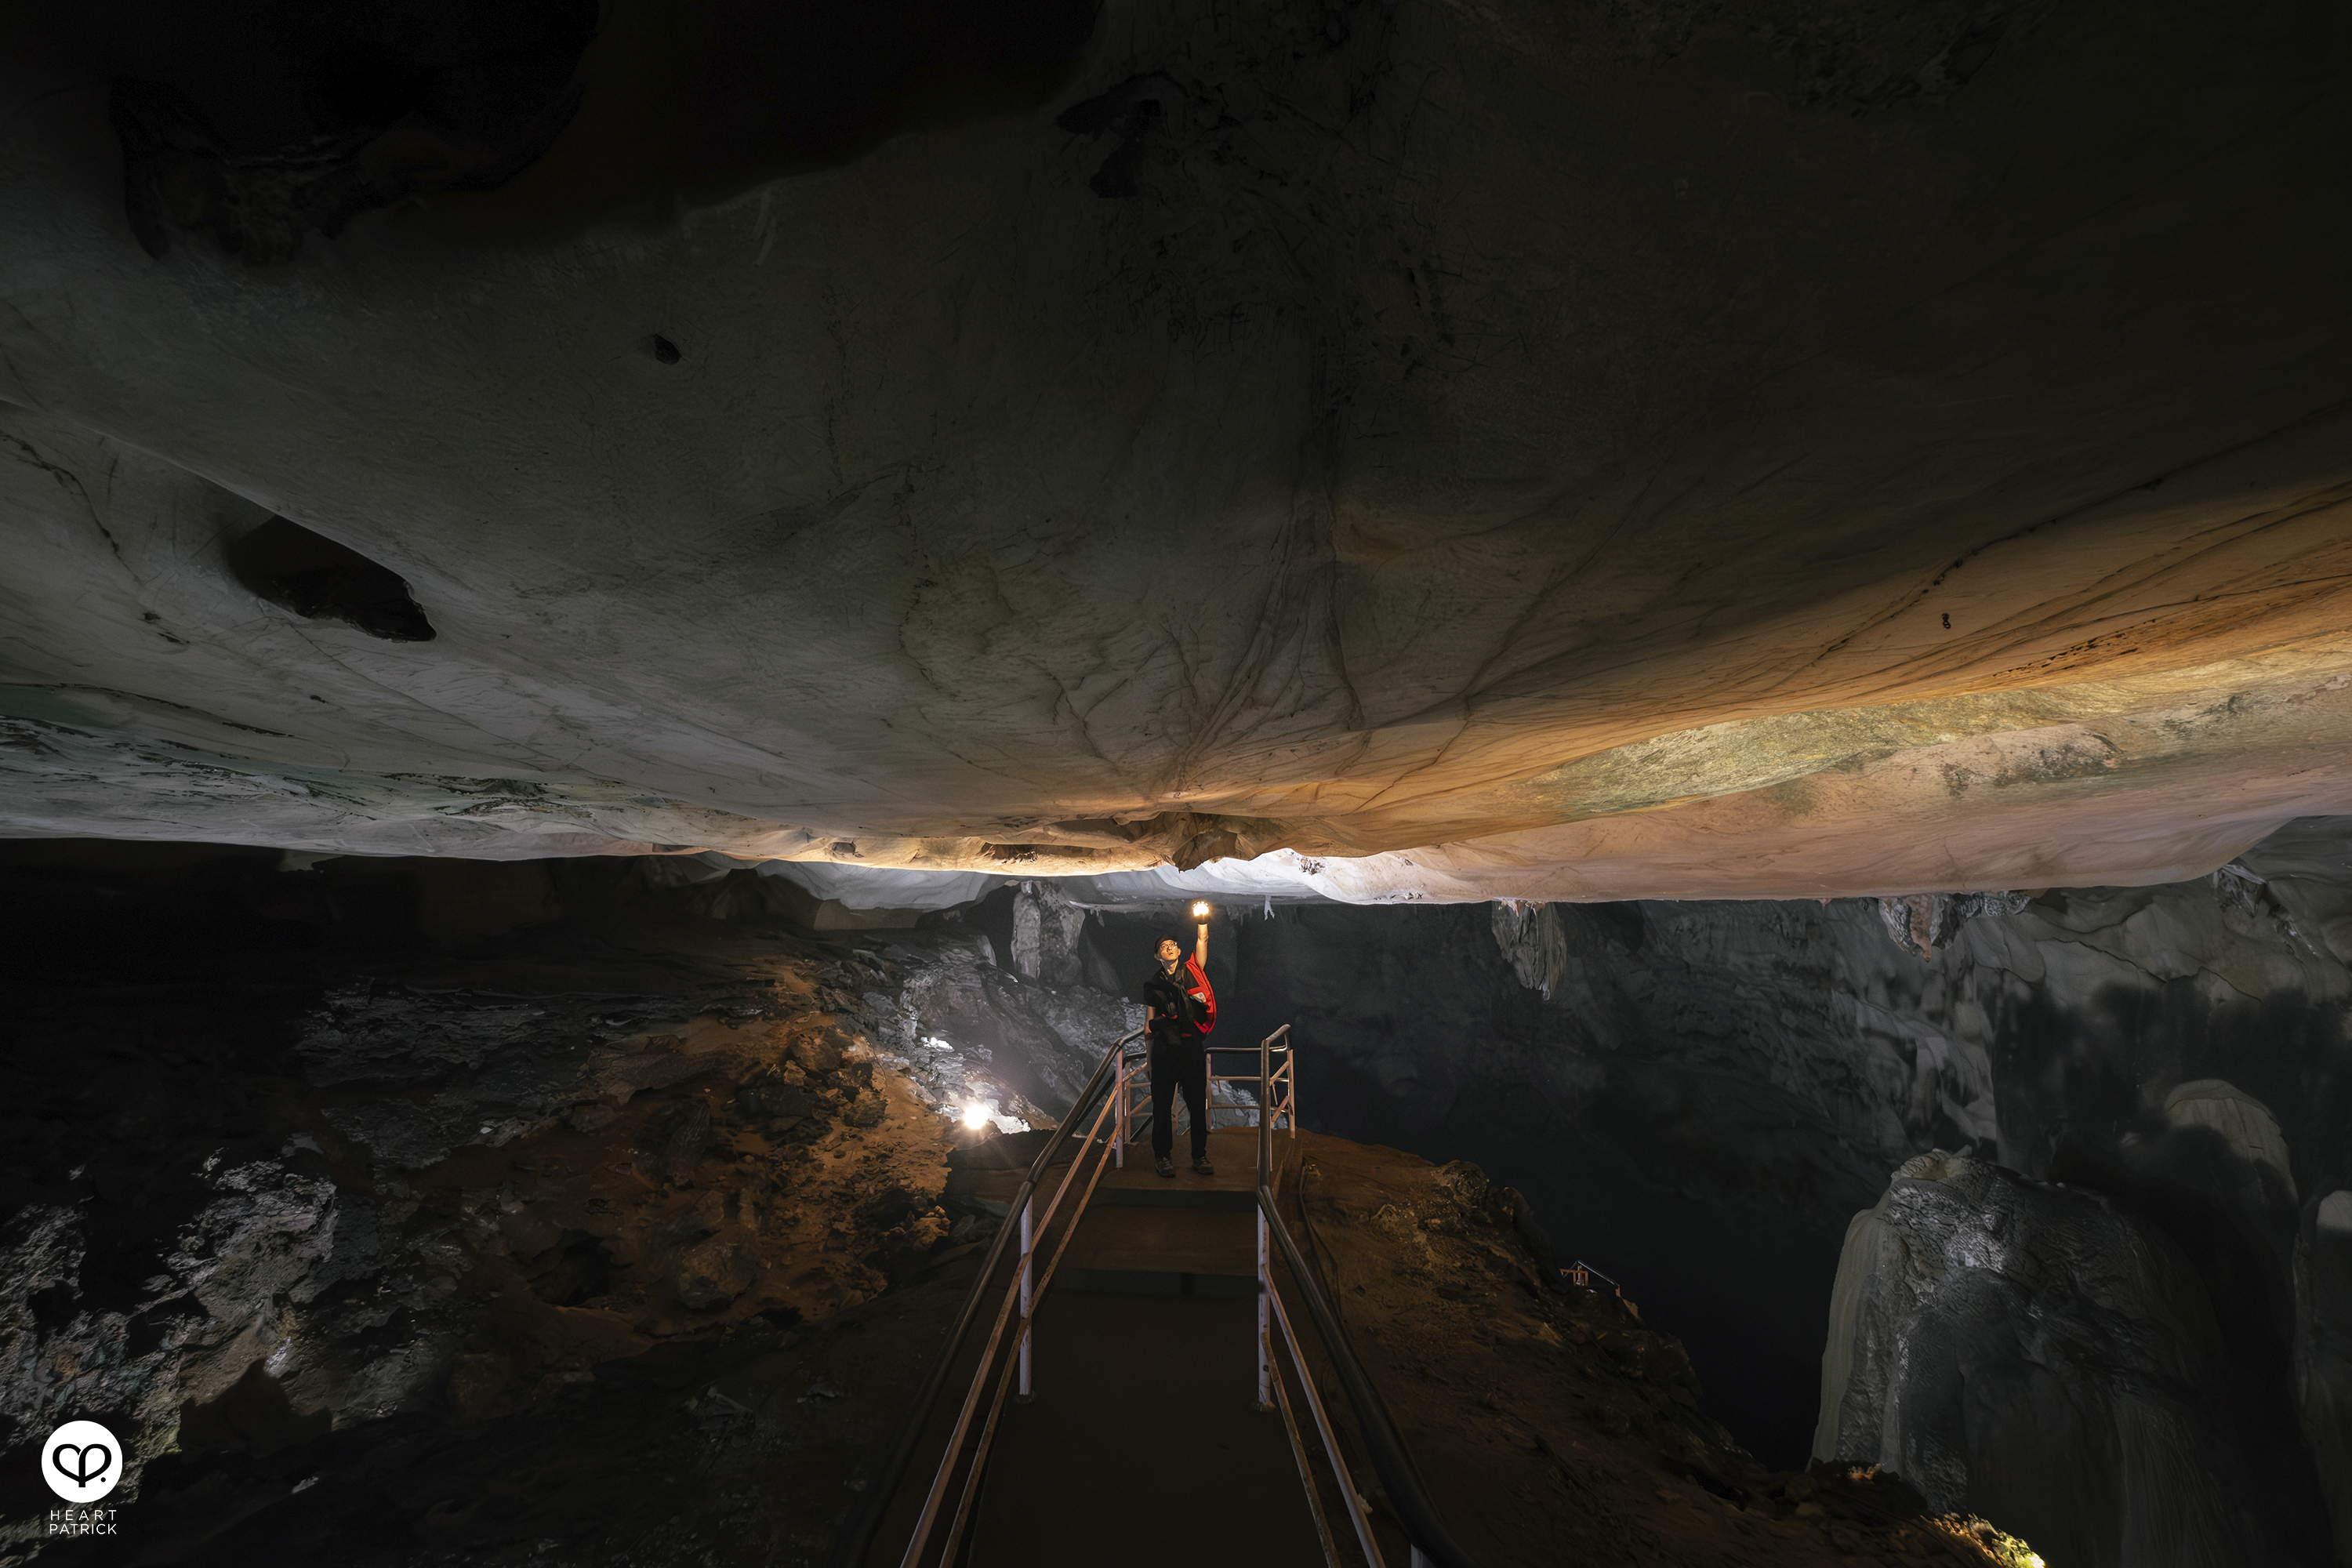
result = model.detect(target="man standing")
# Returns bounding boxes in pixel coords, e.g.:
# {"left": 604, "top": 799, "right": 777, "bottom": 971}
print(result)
{"left": 1140, "top": 910, "right": 1217, "bottom": 1178}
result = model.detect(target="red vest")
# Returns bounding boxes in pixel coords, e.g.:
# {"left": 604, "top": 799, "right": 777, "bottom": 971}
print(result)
{"left": 1183, "top": 953, "right": 1217, "bottom": 1034}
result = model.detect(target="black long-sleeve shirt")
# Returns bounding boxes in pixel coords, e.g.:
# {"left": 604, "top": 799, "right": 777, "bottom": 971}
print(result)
{"left": 1141, "top": 962, "right": 1207, "bottom": 1038}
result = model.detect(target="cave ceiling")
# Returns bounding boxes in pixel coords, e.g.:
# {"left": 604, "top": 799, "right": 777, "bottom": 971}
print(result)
{"left": 2, "top": 0, "right": 2350, "bottom": 902}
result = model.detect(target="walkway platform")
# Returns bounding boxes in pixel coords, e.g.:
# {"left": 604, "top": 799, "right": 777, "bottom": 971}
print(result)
{"left": 946, "top": 1126, "right": 1278, "bottom": 1215}
{"left": 949, "top": 1127, "right": 1279, "bottom": 1294}
{"left": 967, "top": 1290, "right": 1322, "bottom": 1567}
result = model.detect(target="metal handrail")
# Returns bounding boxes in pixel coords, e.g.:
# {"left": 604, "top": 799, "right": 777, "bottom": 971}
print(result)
{"left": 835, "top": 1018, "right": 1479, "bottom": 1568}
{"left": 916, "top": 1075, "right": 1128, "bottom": 1563}
{"left": 1113, "top": 1032, "right": 1298, "bottom": 1158}
{"left": 824, "top": 1025, "right": 1142, "bottom": 1568}
{"left": 1254, "top": 1026, "right": 1487, "bottom": 1568}
{"left": 1263, "top": 1236, "right": 1385, "bottom": 1566}
{"left": 1565, "top": 1260, "right": 1621, "bottom": 1294}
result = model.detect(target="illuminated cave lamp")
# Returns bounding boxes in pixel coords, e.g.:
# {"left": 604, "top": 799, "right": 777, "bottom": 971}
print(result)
{"left": 961, "top": 1103, "right": 990, "bottom": 1130}
{"left": 1191, "top": 900, "right": 1210, "bottom": 920}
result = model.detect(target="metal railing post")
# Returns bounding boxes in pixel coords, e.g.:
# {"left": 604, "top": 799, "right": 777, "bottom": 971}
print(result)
{"left": 1256, "top": 1204, "right": 1272, "bottom": 1411}
{"left": 1264, "top": 1274, "right": 1385, "bottom": 1568}
{"left": 1258, "top": 1028, "right": 1272, "bottom": 1191}
{"left": 1259, "top": 1024, "right": 1274, "bottom": 1414}
{"left": 1287, "top": 1044, "right": 1298, "bottom": 1137}
{"left": 1016, "top": 1196, "right": 1034, "bottom": 1402}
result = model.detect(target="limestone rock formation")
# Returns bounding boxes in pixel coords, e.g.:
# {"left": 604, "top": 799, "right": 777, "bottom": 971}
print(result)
{"left": 2, "top": 2, "right": 2350, "bottom": 896}
{"left": 1284, "top": 1132, "right": 2037, "bottom": 1568}
{"left": 1007, "top": 880, "right": 1091, "bottom": 989}
{"left": 1814, "top": 1152, "right": 2275, "bottom": 1568}
{"left": 0, "top": 1155, "right": 390, "bottom": 1497}
{"left": 1489, "top": 898, "right": 1569, "bottom": 1000}
{"left": 2303, "top": 1191, "right": 2352, "bottom": 1563}
{"left": 1876, "top": 891, "right": 2032, "bottom": 963}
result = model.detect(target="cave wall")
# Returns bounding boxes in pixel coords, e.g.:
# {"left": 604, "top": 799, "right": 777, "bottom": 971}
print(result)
{"left": 5, "top": 0, "right": 2352, "bottom": 889}
{"left": 1199, "top": 816, "right": 2352, "bottom": 1560}
{"left": 1817, "top": 1152, "right": 2304, "bottom": 1568}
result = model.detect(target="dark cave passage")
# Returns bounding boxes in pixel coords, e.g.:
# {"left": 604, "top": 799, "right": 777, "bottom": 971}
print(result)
{"left": 982, "top": 867, "right": 2352, "bottom": 1564}
{"left": 1082, "top": 898, "right": 1855, "bottom": 1468}
{"left": 1, "top": 839, "right": 2347, "bottom": 1566}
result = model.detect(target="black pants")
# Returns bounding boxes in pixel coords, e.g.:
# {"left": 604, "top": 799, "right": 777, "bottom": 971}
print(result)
{"left": 1149, "top": 1032, "right": 1208, "bottom": 1160}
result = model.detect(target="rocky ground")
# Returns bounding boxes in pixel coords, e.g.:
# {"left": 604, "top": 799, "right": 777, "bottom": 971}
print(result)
{"left": 0, "top": 847, "right": 1120, "bottom": 1565}
{"left": 1277, "top": 1131, "right": 2038, "bottom": 1568}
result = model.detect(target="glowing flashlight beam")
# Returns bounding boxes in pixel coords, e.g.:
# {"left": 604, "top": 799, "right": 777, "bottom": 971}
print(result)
{"left": 1191, "top": 901, "right": 1210, "bottom": 919}
{"left": 961, "top": 1104, "right": 989, "bottom": 1130}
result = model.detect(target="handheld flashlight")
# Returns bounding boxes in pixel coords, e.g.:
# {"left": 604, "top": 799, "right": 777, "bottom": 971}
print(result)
{"left": 1191, "top": 900, "right": 1211, "bottom": 920}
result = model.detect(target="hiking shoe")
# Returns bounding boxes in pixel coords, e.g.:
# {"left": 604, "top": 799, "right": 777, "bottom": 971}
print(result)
{"left": 1192, "top": 1156, "right": 1216, "bottom": 1176}
{"left": 1155, "top": 1156, "right": 1176, "bottom": 1178}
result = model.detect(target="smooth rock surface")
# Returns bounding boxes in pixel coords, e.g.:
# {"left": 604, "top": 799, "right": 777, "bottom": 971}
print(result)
{"left": 3, "top": 2, "right": 2352, "bottom": 895}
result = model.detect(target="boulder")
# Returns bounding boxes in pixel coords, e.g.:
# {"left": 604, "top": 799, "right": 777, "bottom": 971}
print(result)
{"left": 1815, "top": 1153, "right": 2287, "bottom": 1568}
{"left": 2299, "top": 1192, "right": 2352, "bottom": 1567}
{"left": 657, "top": 1102, "right": 713, "bottom": 1188}
{"left": 675, "top": 1237, "right": 758, "bottom": 1312}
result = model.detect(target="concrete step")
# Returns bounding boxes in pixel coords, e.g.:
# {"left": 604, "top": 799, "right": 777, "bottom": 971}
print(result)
{"left": 1092, "top": 1126, "right": 1272, "bottom": 1211}
{"left": 1054, "top": 1203, "right": 1255, "bottom": 1297}
{"left": 947, "top": 1125, "right": 1290, "bottom": 1216}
